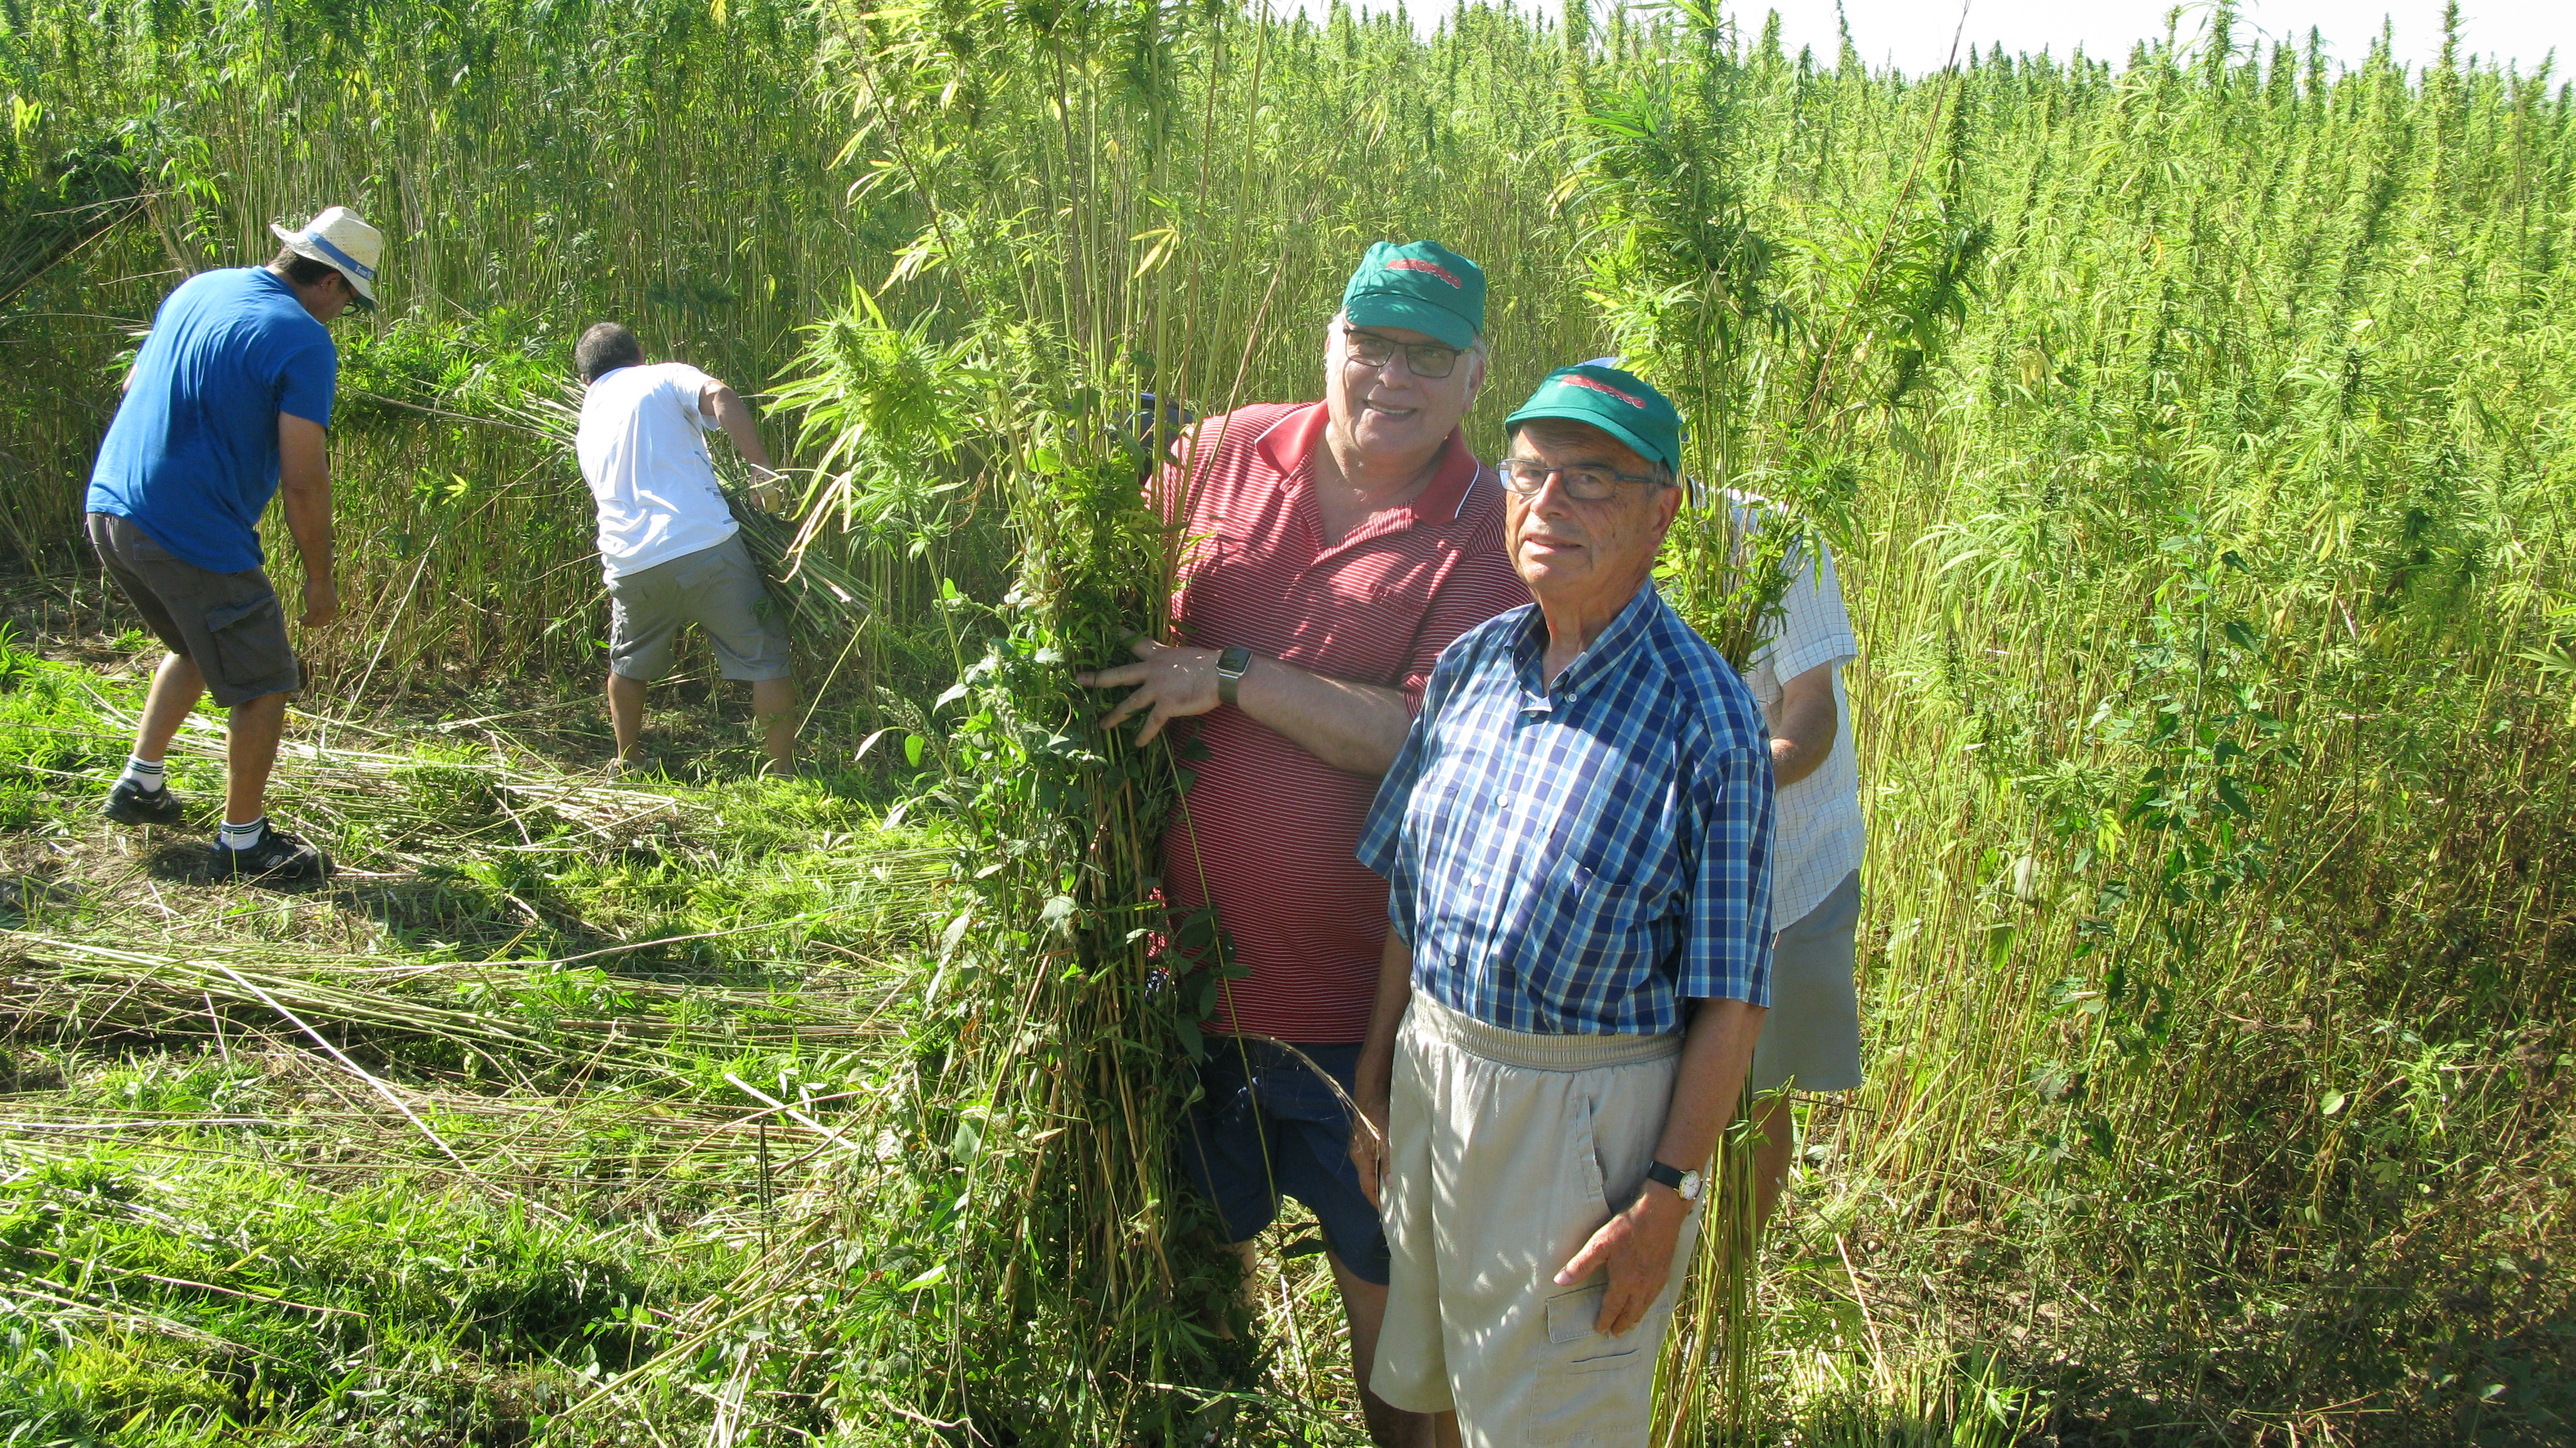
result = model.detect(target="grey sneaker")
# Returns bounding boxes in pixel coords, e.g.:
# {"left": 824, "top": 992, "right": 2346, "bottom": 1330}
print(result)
{"left": 208, "top": 826, "right": 332, "bottom": 882}
{"left": 103, "top": 778, "right": 187, "bottom": 826}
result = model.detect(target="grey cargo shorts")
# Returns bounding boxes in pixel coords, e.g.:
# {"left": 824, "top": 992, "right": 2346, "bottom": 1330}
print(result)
{"left": 605, "top": 534, "right": 791, "bottom": 683}
{"left": 1748, "top": 868, "right": 1864, "bottom": 1097}
{"left": 87, "top": 512, "right": 301, "bottom": 707}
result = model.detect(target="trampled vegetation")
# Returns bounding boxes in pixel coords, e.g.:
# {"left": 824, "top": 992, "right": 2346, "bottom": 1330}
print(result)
{"left": 0, "top": 0, "right": 2570, "bottom": 1442}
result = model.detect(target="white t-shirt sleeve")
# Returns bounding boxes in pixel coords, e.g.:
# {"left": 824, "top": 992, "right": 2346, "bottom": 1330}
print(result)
{"left": 1748, "top": 528, "right": 1868, "bottom": 928}
{"left": 665, "top": 365, "right": 721, "bottom": 431}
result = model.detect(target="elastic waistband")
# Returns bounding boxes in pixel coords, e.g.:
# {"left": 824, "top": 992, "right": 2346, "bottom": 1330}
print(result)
{"left": 1403, "top": 991, "right": 1682, "bottom": 1072}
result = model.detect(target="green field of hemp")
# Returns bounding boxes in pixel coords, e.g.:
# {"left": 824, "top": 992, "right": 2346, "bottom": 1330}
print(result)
{"left": 0, "top": 0, "right": 2569, "bottom": 1442}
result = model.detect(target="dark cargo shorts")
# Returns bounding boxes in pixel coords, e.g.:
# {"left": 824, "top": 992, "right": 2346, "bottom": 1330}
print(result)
{"left": 1178, "top": 1036, "right": 1392, "bottom": 1286}
{"left": 87, "top": 512, "right": 301, "bottom": 707}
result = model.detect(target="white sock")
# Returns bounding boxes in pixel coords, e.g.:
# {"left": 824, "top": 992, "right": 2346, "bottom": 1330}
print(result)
{"left": 120, "top": 756, "right": 166, "bottom": 793}
{"left": 218, "top": 817, "right": 267, "bottom": 852}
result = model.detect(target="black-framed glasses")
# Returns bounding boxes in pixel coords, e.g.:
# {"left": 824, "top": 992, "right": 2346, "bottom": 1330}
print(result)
{"left": 1498, "top": 457, "right": 1667, "bottom": 502}
{"left": 1340, "top": 325, "right": 1464, "bottom": 379}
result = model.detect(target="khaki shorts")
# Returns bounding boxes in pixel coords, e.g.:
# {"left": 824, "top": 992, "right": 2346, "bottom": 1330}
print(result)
{"left": 1373, "top": 993, "right": 1700, "bottom": 1446}
{"left": 605, "top": 535, "right": 791, "bottom": 683}
{"left": 1749, "top": 869, "right": 1863, "bottom": 1097}
{"left": 87, "top": 511, "right": 301, "bottom": 708}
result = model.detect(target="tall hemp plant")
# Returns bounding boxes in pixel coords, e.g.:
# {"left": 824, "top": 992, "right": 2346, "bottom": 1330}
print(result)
{"left": 1571, "top": 4, "right": 1989, "bottom": 1438}
{"left": 746, "top": 0, "right": 1354, "bottom": 1436}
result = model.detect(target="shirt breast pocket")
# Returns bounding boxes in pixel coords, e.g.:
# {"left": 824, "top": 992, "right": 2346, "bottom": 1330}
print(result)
{"left": 1545, "top": 852, "right": 1672, "bottom": 972}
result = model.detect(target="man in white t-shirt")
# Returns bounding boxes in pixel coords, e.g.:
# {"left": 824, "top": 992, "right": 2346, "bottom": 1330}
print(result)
{"left": 573, "top": 323, "right": 797, "bottom": 775}
{"left": 1740, "top": 521, "right": 1866, "bottom": 1230}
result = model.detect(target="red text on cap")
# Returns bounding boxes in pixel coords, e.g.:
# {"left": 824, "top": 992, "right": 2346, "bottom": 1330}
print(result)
{"left": 1565, "top": 374, "right": 1647, "bottom": 408}
{"left": 1388, "top": 258, "right": 1465, "bottom": 289}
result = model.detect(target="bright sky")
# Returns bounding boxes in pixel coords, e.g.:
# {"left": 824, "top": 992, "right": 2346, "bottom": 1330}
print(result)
{"left": 1306, "top": 0, "right": 2574, "bottom": 74}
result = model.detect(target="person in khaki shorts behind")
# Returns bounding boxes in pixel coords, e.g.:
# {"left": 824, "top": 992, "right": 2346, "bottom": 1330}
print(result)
{"left": 572, "top": 323, "right": 797, "bottom": 775}
{"left": 1735, "top": 511, "right": 1866, "bottom": 1233}
{"left": 1350, "top": 364, "right": 1774, "bottom": 1447}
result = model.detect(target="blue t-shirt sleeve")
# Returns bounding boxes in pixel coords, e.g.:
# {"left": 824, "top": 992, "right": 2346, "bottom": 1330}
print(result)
{"left": 277, "top": 339, "right": 337, "bottom": 428}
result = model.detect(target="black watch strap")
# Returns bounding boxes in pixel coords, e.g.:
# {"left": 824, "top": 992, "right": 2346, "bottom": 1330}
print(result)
{"left": 1643, "top": 1160, "right": 1689, "bottom": 1193}
{"left": 1217, "top": 646, "right": 1253, "bottom": 706}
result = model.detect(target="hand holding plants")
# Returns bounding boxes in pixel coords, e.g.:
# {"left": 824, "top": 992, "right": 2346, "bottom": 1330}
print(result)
{"left": 1075, "top": 638, "right": 1222, "bottom": 745}
{"left": 1555, "top": 1186, "right": 1690, "bottom": 1336}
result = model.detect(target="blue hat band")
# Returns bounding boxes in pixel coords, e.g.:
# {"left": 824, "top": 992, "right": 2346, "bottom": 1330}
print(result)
{"left": 298, "top": 231, "right": 375, "bottom": 283}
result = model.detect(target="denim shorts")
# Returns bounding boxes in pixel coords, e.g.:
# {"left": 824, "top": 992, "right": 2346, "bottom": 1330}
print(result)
{"left": 1177, "top": 1036, "right": 1390, "bottom": 1286}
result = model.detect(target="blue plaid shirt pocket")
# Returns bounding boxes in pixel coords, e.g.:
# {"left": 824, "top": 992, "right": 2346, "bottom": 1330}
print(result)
{"left": 1559, "top": 857, "right": 1662, "bottom": 935}
{"left": 1528, "top": 826, "right": 1683, "bottom": 1025}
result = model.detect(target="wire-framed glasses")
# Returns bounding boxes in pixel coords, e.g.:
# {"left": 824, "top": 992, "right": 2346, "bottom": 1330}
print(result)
{"left": 1340, "top": 326, "right": 1463, "bottom": 379}
{"left": 1497, "top": 457, "right": 1667, "bottom": 502}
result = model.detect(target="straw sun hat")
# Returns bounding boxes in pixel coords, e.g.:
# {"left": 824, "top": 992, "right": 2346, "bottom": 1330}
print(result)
{"left": 269, "top": 206, "right": 383, "bottom": 309}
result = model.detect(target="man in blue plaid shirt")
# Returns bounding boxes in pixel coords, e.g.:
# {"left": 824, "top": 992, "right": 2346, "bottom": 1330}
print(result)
{"left": 1349, "top": 363, "right": 1774, "bottom": 1447}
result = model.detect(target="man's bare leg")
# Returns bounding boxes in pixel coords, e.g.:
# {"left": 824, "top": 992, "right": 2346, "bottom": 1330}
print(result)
{"left": 752, "top": 675, "right": 797, "bottom": 775}
{"left": 1221, "top": 1239, "right": 1262, "bottom": 1339}
{"left": 1325, "top": 1248, "right": 1433, "bottom": 1448}
{"left": 1752, "top": 1092, "right": 1797, "bottom": 1230}
{"left": 606, "top": 672, "right": 647, "bottom": 764}
{"left": 223, "top": 692, "right": 288, "bottom": 824}
{"left": 134, "top": 653, "right": 205, "bottom": 764}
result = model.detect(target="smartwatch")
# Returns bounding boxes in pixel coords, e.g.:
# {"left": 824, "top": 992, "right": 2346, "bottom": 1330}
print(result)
{"left": 1217, "top": 647, "right": 1254, "bottom": 706}
{"left": 1643, "top": 1159, "right": 1703, "bottom": 1202}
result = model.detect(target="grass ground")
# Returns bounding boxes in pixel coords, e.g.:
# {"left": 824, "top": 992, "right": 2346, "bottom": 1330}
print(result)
{"left": 0, "top": 562, "right": 1397, "bottom": 1446}
{"left": 4, "top": 540, "right": 2565, "bottom": 1446}
{"left": 0, "top": 563, "right": 1924, "bottom": 1447}
{"left": 0, "top": 560, "right": 923, "bottom": 1443}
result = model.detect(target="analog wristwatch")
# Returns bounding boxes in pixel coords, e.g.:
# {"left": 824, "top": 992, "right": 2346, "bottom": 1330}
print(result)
{"left": 1643, "top": 1159, "right": 1703, "bottom": 1202}
{"left": 1217, "top": 646, "right": 1253, "bottom": 706}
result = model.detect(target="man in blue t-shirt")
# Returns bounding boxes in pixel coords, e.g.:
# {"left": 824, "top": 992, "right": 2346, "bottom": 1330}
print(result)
{"left": 84, "top": 206, "right": 384, "bottom": 882}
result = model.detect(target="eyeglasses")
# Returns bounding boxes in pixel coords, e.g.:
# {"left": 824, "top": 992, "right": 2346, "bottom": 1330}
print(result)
{"left": 1498, "top": 457, "right": 1668, "bottom": 502}
{"left": 1340, "top": 326, "right": 1464, "bottom": 380}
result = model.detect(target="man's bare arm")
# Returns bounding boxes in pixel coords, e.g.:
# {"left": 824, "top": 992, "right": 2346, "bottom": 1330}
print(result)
{"left": 1236, "top": 654, "right": 1414, "bottom": 774}
{"left": 278, "top": 414, "right": 338, "bottom": 627}
{"left": 699, "top": 381, "right": 786, "bottom": 507}
{"left": 1348, "top": 929, "right": 1416, "bottom": 1212}
{"left": 1075, "top": 642, "right": 1412, "bottom": 776}
{"left": 1769, "top": 662, "right": 1838, "bottom": 787}
{"left": 1554, "top": 996, "right": 1766, "bottom": 1335}
{"left": 1646, "top": 997, "right": 1767, "bottom": 1181}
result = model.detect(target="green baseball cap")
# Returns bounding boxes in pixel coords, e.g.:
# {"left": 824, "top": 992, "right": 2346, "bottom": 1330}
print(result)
{"left": 1340, "top": 240, "right": 1485, "bottom": 350}
{"left": 1504, "top": 362, "right": 1683, "bottom": 472}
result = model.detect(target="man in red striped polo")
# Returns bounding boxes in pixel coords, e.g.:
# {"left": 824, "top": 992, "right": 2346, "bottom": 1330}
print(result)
{"left": 1078, "top": 240, "right": 1528, "bottom": 1445}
